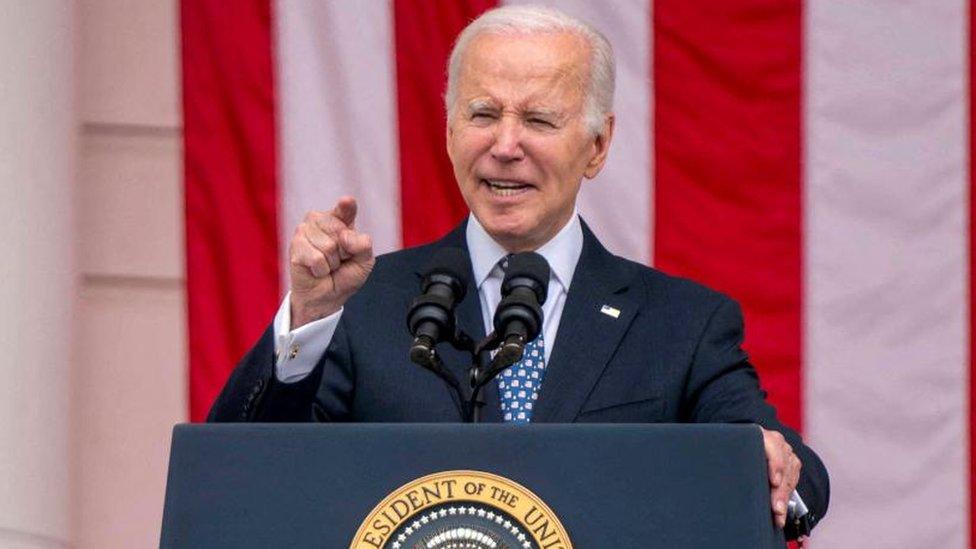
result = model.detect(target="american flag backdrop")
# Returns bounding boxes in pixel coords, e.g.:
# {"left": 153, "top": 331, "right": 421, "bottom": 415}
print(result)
{"left": 181, "top": 1, "right": 972, "bottom": 546}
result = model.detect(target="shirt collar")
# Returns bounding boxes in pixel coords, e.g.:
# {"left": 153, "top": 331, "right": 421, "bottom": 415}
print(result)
{"left": 465, "top": 211, "right": 583, "bottom": 291}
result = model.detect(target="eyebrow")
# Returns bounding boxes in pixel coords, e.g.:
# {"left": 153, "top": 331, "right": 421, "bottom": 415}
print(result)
{"left": 466, "top": 100, "right": 497, "bottom": 112}
{"left": 525, "top": 109, "right": 559, "bottom": 118}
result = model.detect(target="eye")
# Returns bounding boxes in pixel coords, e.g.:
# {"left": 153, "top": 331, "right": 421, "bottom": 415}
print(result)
{"left": 528, "top": 117, "right": 555, "bottom": 129}
{"left": 471, "top": 111, "right": 496, "bottom": 121}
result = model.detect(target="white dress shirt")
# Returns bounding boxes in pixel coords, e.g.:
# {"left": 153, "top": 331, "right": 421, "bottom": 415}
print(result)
{"left": 272, "top": 211, "right": 583, "bottom": 383}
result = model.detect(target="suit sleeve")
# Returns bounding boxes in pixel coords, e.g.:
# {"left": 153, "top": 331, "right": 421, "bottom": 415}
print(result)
{"left": 206, "top": 319, "right": 353, "bottom": 422}
{"left": 682, "top": 296, "right": 830, "bottom": 534}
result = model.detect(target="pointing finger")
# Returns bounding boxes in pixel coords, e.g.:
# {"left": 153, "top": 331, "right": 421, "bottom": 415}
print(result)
{"left": 332, "top": 196, "right": 358, "bottom": 228}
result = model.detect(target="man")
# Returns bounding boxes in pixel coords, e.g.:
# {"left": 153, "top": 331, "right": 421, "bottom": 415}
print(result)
{"left": 210, "top": 5, "right": 828, "bottom": 540}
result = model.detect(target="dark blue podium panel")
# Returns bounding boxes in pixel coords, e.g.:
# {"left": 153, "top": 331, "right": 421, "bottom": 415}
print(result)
{"left": 160, "top": 424, "right": 784, "bottom": 548}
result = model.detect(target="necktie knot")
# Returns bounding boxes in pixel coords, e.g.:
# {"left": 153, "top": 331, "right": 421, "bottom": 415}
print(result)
{"left": 498, "top": 253, "right": 514, "bottom": 273}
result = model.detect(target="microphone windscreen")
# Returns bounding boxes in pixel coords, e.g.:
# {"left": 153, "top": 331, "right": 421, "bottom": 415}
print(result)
{"left": 503, "top": 252, "right": 550, "bottom": 304}
{"left": 421, "top": 247, "right": 470, "bottom": 299}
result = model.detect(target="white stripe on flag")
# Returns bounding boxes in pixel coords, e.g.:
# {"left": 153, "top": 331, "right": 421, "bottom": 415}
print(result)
{"left": 505, "top": 0, "right": 653, "bottom": 264}
{"left": 275, "top": 0, "right": 401, "bottom": 280}
{"left": 805, "top": 1, "right": 968, "bottom": 546}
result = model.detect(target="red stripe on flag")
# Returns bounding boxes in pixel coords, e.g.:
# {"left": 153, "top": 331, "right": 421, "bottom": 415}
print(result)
{"left": 394, "top": 0, "right": 497, "bottom": 247}
{"left": 653, "top": 1, "right": 803, "bottom": 430}
{"left": 181, "top": 0, "right": 280, "bottom": 421}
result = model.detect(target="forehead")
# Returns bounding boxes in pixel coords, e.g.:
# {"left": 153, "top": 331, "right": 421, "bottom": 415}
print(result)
{"left": 456, "top": 31, "right": 590, "bottom": 100}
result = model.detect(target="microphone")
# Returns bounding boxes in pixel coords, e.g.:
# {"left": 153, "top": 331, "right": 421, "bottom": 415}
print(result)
{"left": 406, "top": 247, "right": 469, "bottom": 365}
{"left": 492, "top": 252, "right": 550, "bottom": 367}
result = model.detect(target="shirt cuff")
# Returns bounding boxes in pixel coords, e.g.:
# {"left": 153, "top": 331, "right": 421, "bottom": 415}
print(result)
{"left": 272, "top": 292, "right": 342, "bottom": 383}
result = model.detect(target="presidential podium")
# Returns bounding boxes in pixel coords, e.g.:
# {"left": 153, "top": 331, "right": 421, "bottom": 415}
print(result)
{"left": 160, "top": 424, "right": 784, "bottom": 548}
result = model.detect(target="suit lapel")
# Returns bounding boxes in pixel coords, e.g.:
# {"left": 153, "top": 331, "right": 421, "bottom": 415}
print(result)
{"left": 531, "top": 224, "right": 641, "bottom": 423}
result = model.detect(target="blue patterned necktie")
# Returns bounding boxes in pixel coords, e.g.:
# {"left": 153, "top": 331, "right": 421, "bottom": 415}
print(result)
{"left": 497, "top": 334, "right": 546, "bottom": 423}
{"left": 496, "top": 254, "right": 547, "bottom": 423}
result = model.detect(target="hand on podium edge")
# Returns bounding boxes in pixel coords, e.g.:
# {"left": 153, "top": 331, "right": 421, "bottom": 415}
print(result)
{"left": 761, "top": 426, "right": 802, "bottom": 530}
{"left": 289, "top": 196, "right": 374, "bottom": 329}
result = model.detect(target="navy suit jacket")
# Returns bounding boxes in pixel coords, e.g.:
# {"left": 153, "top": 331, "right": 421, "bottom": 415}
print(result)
{"left": 209, "top": 219, "right": 829, "bottom": 530}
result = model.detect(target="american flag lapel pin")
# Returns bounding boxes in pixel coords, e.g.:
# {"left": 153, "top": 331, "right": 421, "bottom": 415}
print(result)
{"left": 600, "top": 304, "right": 621, "bottom": 319}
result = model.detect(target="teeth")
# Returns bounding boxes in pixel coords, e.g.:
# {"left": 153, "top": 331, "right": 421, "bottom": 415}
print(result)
{"left": 484, "top": 179, "right": 529, "bottom": 196}
{"left": 490, "top": 187, "right": 522, "bottom": 196}
{"left": 486, "top": 179, "right": 525, "bottom": 188}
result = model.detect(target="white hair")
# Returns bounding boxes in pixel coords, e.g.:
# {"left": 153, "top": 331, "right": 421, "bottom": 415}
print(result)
{"left": 444, "top": 5, "right": 615, "bottom": 135}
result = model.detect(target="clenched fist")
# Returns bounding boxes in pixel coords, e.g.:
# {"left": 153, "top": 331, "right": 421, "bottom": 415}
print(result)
{"left": 289, "top": 196, "right": 374, "bottom": 329}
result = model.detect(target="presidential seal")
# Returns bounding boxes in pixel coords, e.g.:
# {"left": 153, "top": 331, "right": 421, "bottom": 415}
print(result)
{"left": 351, "top": 470, "right": 572, "bottom": 549}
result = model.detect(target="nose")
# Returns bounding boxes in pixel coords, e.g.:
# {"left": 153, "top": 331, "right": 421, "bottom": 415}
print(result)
{"left": 490, "top": 115, "right": 525, "bottom": 162}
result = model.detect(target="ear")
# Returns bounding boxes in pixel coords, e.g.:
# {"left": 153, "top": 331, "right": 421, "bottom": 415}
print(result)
{"left": 445, "top": 113, "right": 456, "bottom": 163}
{"left": 583, "top": 114, "right": 615, "bottom": 179}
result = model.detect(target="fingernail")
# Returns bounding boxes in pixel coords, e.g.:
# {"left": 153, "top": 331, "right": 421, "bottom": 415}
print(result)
{"left": 775, "top": 501, "right": 786, "bottom": 514}
{"left": 774, "top": 473, "right": 783, "bottom": 485}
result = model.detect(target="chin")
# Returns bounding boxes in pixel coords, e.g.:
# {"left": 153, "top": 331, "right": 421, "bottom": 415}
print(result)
{"left": 487, "top": 223, "right": 547, "bottom": 253}
{"left": 480, "top": 216, "right": 528, "bottom": 242}
{"left": 484, "top": 222, "right": 525, "bottom": 241}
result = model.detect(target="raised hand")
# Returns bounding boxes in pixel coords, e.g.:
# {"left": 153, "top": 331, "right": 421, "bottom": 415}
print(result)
{"left": 288, "top": 196, "right": 374, "bottom": 329}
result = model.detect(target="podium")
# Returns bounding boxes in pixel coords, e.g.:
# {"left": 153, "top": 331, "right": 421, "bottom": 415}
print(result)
{"left": 160, "top": 423, "right": 785, "bottom": 548}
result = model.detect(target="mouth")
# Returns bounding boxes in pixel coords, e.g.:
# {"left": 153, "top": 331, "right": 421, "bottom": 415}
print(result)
{"left": 480, "top": 178, "right": 533, "bottom": 197}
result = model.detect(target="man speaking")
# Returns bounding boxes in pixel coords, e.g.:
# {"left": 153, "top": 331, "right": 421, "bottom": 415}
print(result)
{"left": 209, "top": 5, "right": 828, "bottom": 540}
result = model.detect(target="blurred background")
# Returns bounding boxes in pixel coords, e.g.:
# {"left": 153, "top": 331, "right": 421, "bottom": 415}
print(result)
{"left": 0, "top": 1, "right": 969, "bottom": 548}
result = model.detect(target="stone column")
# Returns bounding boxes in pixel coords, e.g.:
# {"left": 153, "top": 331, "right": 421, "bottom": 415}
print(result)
{"left": 0, "top": 3, "right": 75, "bottom": 547}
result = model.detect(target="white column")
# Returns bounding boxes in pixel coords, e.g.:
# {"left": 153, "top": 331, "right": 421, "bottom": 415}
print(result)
{"left": 0, "top": 3, "right": 75, "bottom": 547}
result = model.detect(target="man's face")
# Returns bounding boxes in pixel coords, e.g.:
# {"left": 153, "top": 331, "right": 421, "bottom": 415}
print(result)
{"left": 447, "top": 32, "right": 613, "bottom": 252}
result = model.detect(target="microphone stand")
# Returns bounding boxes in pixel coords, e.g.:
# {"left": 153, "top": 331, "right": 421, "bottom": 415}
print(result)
{"left": 453, "top": 329, "right": 508, "bottom": 423}
{"left": 413, "top": 326, "right": 483, "bottom": 422}
{"left": 409, "top": 346, "right": 466, "bottom": 415}
{"left": 413, "top": 326, "right": 523, "bottom": 423}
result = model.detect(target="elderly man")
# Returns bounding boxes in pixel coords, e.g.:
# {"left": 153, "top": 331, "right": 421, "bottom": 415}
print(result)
{"left": 210, "top": 5, "right": 828, "bottom": 540}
